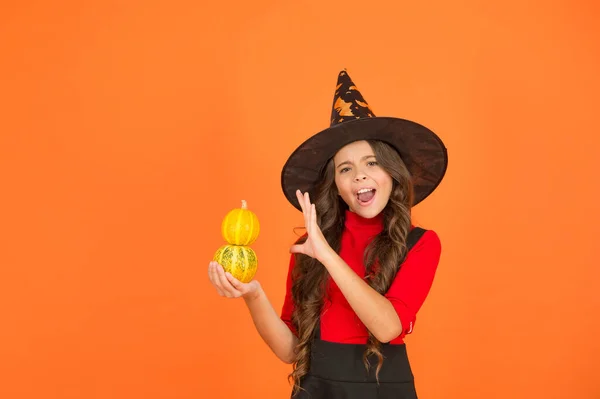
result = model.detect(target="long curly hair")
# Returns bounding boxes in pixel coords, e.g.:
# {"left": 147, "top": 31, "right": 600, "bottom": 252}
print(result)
{"left": 288, "top": 139, "right": 414, "bottom": 395}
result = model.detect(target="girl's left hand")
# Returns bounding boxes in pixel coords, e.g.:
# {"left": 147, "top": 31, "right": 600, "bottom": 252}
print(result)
{"left": 289, "top": 190, "right": 333, "bottom": 262}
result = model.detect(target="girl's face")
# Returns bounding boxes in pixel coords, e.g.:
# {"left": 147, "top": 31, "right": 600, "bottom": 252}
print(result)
{"left": 333, "top": 140, "right": 393, "bottom": 219}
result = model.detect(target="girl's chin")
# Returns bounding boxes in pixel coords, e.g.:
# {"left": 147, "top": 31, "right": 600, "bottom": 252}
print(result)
{"left": 349, "top": 204, "right": 384, "bottom": 218}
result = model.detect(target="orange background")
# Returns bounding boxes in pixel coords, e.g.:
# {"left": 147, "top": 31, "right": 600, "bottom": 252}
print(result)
{"left": 1, "top": 1, "right": 599, "bottom": 398}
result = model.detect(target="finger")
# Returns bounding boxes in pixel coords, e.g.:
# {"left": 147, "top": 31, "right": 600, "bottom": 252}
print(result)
{"left": 304, "top": 191, "right": 311, "bottom": 210}
{"left": 215, "top": 265, "right": 234, "bottom": 298}
{"left": 296, "top": 190, "right": 310, "bottom": 231}
{"left": 225, "top": 272, "right": 247, "bottom": 294}
{"left": 208, "top": 263, "right": 226, "bottom": 296}
{"left": 296, "top": 190, "right": 306, "bottom": 214}
{"left": 289, "top": 244, "right": 305, "bottom": 254}
{"left": 216, "top": 264, "right": 242, "bottom": 298}
{"left": 303, "top": 191, "right": 312, "bottom": 230}
{"left": 305, "top": 197, "right": 312, "bottom": 234}
{"left": 307, "top": 193, "right": 316, "bottom": 234}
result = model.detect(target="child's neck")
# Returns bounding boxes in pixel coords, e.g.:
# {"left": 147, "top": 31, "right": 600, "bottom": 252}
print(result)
{"left": 343, "top": 209, "right": 384, "bottom": 231}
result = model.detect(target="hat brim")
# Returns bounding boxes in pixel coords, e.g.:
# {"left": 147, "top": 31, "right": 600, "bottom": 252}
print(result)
{"left": 281, "top": 116, "right": 448, "bottom": 211}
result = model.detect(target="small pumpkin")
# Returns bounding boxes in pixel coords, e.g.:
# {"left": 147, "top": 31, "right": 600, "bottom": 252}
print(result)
{"left": 213, "top": 244, "right": 258, "bottom": 284}
{"left": 221, "top": 200, "right": 260, "bottom": 246}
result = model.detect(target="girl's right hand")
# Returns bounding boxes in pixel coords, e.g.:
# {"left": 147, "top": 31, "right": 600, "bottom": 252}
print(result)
{"left": 207, "top": 261, "right": 261, "bottom": 300}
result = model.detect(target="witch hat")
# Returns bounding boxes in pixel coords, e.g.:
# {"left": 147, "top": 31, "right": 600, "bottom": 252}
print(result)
{"left": 281, "top": 70, "right": 448, "bottom": 211}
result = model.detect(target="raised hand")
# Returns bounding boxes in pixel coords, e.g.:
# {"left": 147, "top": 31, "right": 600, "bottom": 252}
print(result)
{"left": 208, "top": 261, "right": 260, "bottom": 300}
{"left": 289, "top": 190, "right": 333, "bottom": 262}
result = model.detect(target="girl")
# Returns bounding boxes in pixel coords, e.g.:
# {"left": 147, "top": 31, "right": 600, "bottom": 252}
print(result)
{"left": 208, "top": 70, "right": 448, "bottom": 399}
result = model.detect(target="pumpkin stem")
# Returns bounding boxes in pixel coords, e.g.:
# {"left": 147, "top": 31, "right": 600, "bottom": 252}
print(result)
{"left": 241, "top": 200, "right": 247, "bottom": 209}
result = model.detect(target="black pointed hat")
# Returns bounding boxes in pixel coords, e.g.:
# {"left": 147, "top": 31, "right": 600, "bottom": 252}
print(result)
{"left": 281, "top": 70, "right": 448, "bottom": 211}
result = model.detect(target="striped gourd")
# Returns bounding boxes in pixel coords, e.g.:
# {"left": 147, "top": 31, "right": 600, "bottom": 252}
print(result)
{"left": 213, "top": 244, "right": 258, "bottom": 284}
{"left": 213, "top": 200, "right": 260, "bottom": 284}
{"left": 221, "top": 200, "right": 260, "bottom": 246}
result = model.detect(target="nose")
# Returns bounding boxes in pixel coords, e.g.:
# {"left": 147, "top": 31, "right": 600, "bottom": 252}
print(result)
{"left": 354, "top": 174, "right": 367, "bottom": 182}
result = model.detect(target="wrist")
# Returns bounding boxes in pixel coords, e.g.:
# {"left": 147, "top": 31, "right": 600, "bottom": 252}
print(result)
{"left": 243, "top": 281, "right": 263, "bottom": 302}
{"left": 318, "top": 246, "right": 339, "bottom": 267}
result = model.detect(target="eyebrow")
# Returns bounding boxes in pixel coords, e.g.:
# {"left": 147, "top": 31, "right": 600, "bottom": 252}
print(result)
{"left": 335, "top": 155, "right": 376, "bottom": 169}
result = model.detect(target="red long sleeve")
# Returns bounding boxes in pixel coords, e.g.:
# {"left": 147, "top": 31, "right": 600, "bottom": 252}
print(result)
{"left": 384, "top": 230, "right": 441, "bottom": 340}
{"left": 280, "top": 211, "right": 441, "bottom": 344}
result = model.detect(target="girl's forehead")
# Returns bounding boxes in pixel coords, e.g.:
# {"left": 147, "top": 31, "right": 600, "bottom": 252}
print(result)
{"left": 334, "top": 140, "right": 374, "bottom": 159}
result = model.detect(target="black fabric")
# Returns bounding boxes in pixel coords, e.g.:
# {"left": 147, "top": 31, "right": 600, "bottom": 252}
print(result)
{"left": 405, "top": 227, "right": 426, "bottom": 255}
{"left": 308, "top": 339, "right": 416, "bottom": 384}
{"left": 294, "top": 376, "right": 417, "bottom": 399}
{"left": 291, "top": 228, "right": 427, "bottom": 398}
{"left": 293, "top": 338, "right": 418, "bottom": 399}
{"left": 294, "top": 344, "right": 418, "bottom": 398}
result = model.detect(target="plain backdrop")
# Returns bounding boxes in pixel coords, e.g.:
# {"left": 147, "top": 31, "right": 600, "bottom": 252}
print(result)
{"left": 1, "top": 1, "right": 599, "bottom": 398}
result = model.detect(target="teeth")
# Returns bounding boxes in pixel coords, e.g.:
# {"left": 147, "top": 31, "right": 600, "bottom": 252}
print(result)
{"left": 357, "top": 188, "right": 374, "bottom": 194}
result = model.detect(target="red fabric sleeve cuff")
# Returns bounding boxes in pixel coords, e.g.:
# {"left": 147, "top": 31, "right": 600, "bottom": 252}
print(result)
{"left": 387, "top": 297, "right": 415, "bottom": 335}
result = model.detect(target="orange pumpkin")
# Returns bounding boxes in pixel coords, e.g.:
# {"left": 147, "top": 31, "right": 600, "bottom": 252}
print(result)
{"left": 221, "top": 200, "right": 260, "bottom": 246}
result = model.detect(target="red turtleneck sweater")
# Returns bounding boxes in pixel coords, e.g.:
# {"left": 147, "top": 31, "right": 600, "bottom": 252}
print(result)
{"left": 280, "top": 210, "right": 441, "bottom": 345}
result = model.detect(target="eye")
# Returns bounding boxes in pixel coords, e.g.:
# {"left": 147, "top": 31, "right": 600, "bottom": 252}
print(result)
{"left": 340, "top": 167, "right": 351, "bottom": 173}
{"left": 367, "top": 161, "right": 378, "bottom": 166}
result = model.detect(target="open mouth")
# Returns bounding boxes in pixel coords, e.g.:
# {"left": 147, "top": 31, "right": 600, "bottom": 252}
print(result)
{"left": 356, "top": 188, "right": 376, "bottom": 206}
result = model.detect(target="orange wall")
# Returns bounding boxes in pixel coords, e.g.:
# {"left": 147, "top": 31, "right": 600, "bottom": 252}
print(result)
{"left": 1, "top": 1, "right": 599, "bottom": 398}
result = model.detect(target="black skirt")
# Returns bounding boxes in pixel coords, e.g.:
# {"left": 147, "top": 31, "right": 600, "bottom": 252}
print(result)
{"left": 292, "top": 335, "right": 418, "bottom": 399}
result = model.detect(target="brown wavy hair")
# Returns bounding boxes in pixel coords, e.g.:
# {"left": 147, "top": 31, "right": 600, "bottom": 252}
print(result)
{"left": 288, "top": 139, "right": 414, "bottom": 395}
